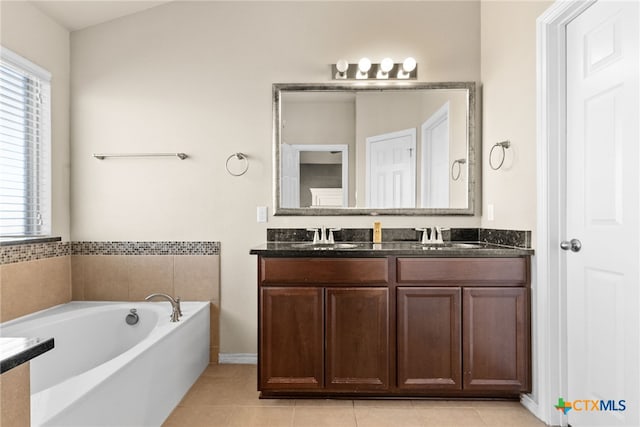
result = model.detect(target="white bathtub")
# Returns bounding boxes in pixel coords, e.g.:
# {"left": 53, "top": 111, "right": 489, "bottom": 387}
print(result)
{"left": 0, "top": 301, "right": 210, "bottom": 426}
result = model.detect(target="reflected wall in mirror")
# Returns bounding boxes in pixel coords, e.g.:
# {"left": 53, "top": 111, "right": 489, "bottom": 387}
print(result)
{"left": 273, "top": 82, "right": 476, "bottom": 216}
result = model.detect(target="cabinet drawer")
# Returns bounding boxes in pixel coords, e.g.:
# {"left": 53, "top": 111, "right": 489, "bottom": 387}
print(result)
{"left": 260, "top": 257, "right": 388, "bottom": 285}
{"left": 397, "top": 257, "right": 527, "bottom": 285}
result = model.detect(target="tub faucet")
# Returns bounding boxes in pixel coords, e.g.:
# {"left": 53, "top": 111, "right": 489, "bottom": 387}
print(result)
{"left": 144, "top": 293, "right": 181, "bottom": 322}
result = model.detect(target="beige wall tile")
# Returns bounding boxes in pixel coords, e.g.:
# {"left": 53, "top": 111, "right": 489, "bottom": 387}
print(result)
{"left": 1, "top": 257, "right": 73, "bottom": 322}
{"left": 38, "top": 256, "right": 72, "bottom": 311}
{"left": 174, "top": 255, "right": 219, "bottom": 303}
{"left": 1, "top": 260, "right": 43, "bottom": 322}
{"left": 70, "top": 256, "right": 86, "bottom": 300}
{"left": 210, "top": 346, "right": 219, "bottom": 365}
{"left": 127, "top": 256, "right": 174, "bottom": 302}
{"left": 210, "top": 303, "right": 219, "bottom": 349}
{"left": 0, "top": 362, "right": 30, "bottom": 427}
{"left": 82, "top": 256, "right": 130, "bottom": 301}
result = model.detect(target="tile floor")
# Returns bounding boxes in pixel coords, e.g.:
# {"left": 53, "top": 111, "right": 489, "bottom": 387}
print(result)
{"left": 163, "top": 364, "right": 547, "bottom": 427}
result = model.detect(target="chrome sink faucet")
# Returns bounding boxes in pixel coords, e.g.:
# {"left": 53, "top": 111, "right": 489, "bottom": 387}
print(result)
{"left": 415, "top": 227, "right": 444, "bottom": 244}
{"left": 306, "top": 226, "right": 341, "bottom": 244}
{"left": 145, "top": 293, "right": 181, "bottom": 322}
{"left": 431, "top": 226, "right": 444, "bottom": 244}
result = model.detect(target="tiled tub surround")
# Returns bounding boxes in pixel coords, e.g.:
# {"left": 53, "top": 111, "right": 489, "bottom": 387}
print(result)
{"left": 0, "top": 363, "right": 30, "bottom": 427}
{"left": 71, "top": 253, "right": 220, "bottom": 363}
{"left": 0, "top": 240, "right": 221, "bottom": 364}
{"left": 267, "top": 227, "right": 532, "bottom": 248}
{"left": 0, "top": 254, "right": 72, "bottom": 323}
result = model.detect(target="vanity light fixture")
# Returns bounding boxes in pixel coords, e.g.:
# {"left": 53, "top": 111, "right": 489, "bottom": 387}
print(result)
{"left": 331, "top": 57, "right": 417, "bottom": 80}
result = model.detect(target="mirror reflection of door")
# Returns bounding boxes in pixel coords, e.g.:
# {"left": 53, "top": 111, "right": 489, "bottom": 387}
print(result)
{"left": 421, "top": 102, "right": 450, "bottom": 208}
{"left": 365, "top": 128, "right": 416, "bottom": 208}
{"left": 281, "top": 143, "right": 300, "bottom": 208}
{"left": 280, "top": 144, "right": 348, "bottom": 208}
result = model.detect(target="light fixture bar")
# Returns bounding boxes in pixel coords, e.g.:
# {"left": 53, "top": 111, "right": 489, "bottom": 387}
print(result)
{"left": 331, "top": 59, "right": 418, "bottom": 80}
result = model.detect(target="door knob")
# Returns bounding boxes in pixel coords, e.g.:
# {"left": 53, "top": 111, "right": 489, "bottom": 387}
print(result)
{"left": 560, "top": 238, "right": 582, "bottom": 252}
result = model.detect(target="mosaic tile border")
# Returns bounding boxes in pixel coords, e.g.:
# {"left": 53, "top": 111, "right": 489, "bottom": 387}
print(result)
{"left": 71, "top": 241, "right": 221, "bottom": 256}
{"left": 1, "top": 241, "right": 221, "bottom": 264}
{"left": 1, "top": 241, "right": 71, "bottom": 265}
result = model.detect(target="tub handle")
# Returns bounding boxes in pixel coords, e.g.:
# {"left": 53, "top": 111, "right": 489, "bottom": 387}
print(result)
{"left": 126, "top": 309, "right": 139, "bottom": 325}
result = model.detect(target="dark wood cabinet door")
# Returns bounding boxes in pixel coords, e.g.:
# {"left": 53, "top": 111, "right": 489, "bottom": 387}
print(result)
{"left": 463, "top": 287, "right": 530, "bottom": 392}
{"left": 260, "top": 287, "right": 324, "bottom": 390}
{"left": 326, "top": 288, "right": 389, "bottom": 390}
{"left": 397, "top": 287, "right": 462, "bottom": 390}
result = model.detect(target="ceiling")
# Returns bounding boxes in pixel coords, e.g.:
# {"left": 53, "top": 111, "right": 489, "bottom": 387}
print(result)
{"left": 30, "top": 0, "right": 174, "bottom": 32}
{"left": 30, "top": 0, "right": 402, "bottom": 32}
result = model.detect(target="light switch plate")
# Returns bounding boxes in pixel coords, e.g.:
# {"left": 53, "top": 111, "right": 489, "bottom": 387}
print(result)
{"left": 487, "top": 204, "right": 494, "bottom": 221}
{"left": 257, "top": 206, "right": 268, "bottom": 223}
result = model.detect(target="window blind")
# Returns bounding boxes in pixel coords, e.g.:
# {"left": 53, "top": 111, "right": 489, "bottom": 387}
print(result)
{"left": 0, "top": 47, "right": 51, "bottom": 237}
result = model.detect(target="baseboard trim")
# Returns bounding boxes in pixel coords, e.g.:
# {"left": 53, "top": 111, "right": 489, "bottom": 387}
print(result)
{"left": 218, "top": 353, "right": 257, "bottom": 364}
{"left": 521, "top": 394, "right": 544, "bottom": 423}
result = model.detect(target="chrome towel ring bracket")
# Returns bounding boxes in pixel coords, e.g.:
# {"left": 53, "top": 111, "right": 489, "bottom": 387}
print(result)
{"left": 225, "top": 152, "right": 249, "bottom": 176}
{"left": 451, "top": 158, "right": 467, "bottom": 181}
{"left": 489, "top": 140, "right": 511, "bottom": 170}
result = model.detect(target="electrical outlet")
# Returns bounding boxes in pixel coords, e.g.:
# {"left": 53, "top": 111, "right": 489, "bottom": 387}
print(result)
{"left": 487, "top": 204, "right": 495, "bottom": 221}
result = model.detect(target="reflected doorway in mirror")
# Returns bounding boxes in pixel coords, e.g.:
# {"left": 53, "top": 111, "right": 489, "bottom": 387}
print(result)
{"left": 280, "top": 144, "right": 348, "bottom": 208}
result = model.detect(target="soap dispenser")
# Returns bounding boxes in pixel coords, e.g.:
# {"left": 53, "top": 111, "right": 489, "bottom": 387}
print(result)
{"left": 373, "top": 221, "right": 382, "bottom": 243}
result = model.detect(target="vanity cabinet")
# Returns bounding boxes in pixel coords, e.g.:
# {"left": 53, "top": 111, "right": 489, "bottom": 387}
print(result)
{"left": 462, "top": 287, "right": 529, "bottom": 391}
{"left": 396, "top": 287, "right": 462, "bottom": 390}
{"left": 395, "top": 257, "right": 530, "bottom": 394}
{"left": 259, "top": 258, "right": 389, "bottom": 392}
{"left": 260, "top": 287, "right": 324, "bottom": 390}
{"left": 326, "top": 288, "right": 389, "bottom": 390}
{"left": 257, "top": 256, "right": 530, "bottom": 398}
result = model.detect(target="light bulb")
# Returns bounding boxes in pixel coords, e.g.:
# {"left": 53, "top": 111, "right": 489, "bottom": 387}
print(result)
{"left": 380, "top": 58, "right": 394, "bottom": 73}
{"left": 336, "top": 59, "right": 349, "bottom": 73}
{"left": 358, "top": 57, "right": 372, "bottom": 73}
{"left": 402, "top": 57, "right": 417, "bottom": 72}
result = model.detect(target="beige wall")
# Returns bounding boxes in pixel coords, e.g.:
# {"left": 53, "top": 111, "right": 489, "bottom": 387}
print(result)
{"left": 480, "top": 1, "right": 552, "bottom": 244}
{"left": 70, "top": 1, "right": 482, "bottom": 354}
{"left": 0, "top": 1, "right": 71, "bottom": 240}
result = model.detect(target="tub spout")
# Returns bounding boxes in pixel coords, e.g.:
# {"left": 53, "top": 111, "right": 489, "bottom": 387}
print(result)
{"left": 144, "top": 293, "right": 181, "bottom": 322}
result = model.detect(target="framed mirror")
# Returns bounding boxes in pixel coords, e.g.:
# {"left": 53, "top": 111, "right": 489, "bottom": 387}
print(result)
{"left": 273, "top": 82, "right": 476, "bottom": 216}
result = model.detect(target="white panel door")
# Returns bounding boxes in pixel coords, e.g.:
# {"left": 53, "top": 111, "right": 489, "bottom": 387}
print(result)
{"left": 366, "top": 128, "right": 416, "bottom": 208}
{"left": 280, "top": 143, "right": 300, "bottom": 208}
{"left": 566, "top": 1, "right": 639, "bottom": 426}
{"left": 421, "top": 103, "right": 450, "bottom": 208}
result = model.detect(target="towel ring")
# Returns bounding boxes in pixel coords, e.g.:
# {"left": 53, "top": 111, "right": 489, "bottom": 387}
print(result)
{"left": 225, "top": 152, "right": 249, "bottom": 176}
{"left": 451, "top": 158, "right": 467, "bottom": 181}
{"left": 489, "top": 140, "right": 511, "bottom": 170}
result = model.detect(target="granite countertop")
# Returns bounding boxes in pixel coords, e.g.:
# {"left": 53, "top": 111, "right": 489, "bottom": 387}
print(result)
{"left": 250, "top": 241, "right": 534, "bottom": 257}
{"left": 0, "top": 337, "right": 54, "bottom": 374}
